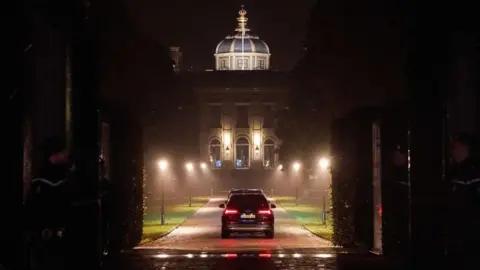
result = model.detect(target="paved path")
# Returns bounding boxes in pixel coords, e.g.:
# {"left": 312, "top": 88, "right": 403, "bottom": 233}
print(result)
{"left": 139, "top": 197, "right": 333, "bottom": 251}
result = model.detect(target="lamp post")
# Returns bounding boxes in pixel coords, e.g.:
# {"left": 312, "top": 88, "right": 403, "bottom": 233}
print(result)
{"left": 318, "top": 157, "right": 330, "bottom": 226}
{"left": 200, "top": 162, "right": 211, "bottom": 196}
{"left": 292, "top": 162, "right": 301, "bottom": 205}
{"left": 185, "top": 162, "right": 194, "bottom": 207}
{"left": 322, "top": 189, "right": 327, "bottom": 226}
{"left": 158, "top": 160, "right": 168, "bottom": 225}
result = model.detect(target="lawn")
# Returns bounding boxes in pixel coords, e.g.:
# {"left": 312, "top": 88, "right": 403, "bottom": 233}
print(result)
{"left": 141, "top": 197, "right": 210, "bottom": 243}
{"left": 274, "top": 196, "right": 334, "bottom": 241}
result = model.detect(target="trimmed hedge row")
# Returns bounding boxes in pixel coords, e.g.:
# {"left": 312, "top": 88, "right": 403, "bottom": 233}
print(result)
{"left": 330, "top": 104, "right": 409, "bottom": 254}
{"left": 108, "top": 108, "right": 145, "bottom": 250}
{"left": 330, "top": 107, "right": 381, "bottom": 249}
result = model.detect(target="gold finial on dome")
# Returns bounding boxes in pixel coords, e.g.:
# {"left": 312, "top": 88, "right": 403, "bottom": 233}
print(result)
{"left": 235, "top": 5, "right": 249, "bottom": 35}
{"left": 239, "top": 5, "right": 247, "bottom": 16}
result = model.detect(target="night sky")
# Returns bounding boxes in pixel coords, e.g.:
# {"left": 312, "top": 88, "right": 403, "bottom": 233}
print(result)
{"left": 126, "top": 0, "right": 317, "bottom": 71}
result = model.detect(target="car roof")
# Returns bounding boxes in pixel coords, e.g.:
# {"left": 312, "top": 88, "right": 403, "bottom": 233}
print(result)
{"left": 230, "top": 190, "right": 246, "bottom": 193}
{"left": 229, "top": 190, "right": 263, "bottom": 195}
{"left": 228, "top": 193, "right": 267, "bottom": 199}
{"left": 230, "top": 188, "right": 263, "bottom": 192}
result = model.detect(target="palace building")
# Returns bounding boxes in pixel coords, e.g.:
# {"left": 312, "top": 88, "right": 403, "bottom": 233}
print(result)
{"left": 176, "top": 6, "right": 291, "bottom": 173}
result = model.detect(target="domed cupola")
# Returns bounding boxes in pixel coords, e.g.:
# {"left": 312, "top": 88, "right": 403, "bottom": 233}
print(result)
{"left": 214, "top": 6, "right": 271, "bottom": 70}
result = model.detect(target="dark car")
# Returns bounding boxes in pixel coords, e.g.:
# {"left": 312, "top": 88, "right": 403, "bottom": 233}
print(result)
{"left": 219, "top": 194, "right": 276, "bottom": 238}
{"left": 228, "top": 188, "right": 247, "bottom": 197}
{"left": 227, "top": 188, "right": 265, "bottom": 200}
{"left": 244, "top": 188, "right": 265, "bottom": 195}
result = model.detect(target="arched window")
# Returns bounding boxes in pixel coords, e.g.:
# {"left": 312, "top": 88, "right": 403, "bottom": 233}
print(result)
{"left": 263, "top": 139, "right": 275, "bottom": 168}
{"left": 235, "top": 137, "right": 250, "bottom": 168}
{"left": 209, "top": 138, "right": 221, "bottom": 168}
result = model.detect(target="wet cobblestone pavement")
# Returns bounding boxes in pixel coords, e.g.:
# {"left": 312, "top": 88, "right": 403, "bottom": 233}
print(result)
{"left": 140, "top": 198, "right": 332, "bottom": 251}
{"left": 108, "top": 198, "right": 397, "bottom": 269}
{"left": 103, "top": 249, "right": 398, "bottom": 270}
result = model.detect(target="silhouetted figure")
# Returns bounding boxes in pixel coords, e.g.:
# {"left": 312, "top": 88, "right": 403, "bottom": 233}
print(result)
{"left": 99, "top": 157, "right": 112, "bottom": 260}
{"left": 389, "top": 147, "right": 409, "bottom": 258}
{"left": 24, "top": 137, "right": 72, "bottom": 270}
{"left": 447, "top": 134, "right": 480, "bottom": 268}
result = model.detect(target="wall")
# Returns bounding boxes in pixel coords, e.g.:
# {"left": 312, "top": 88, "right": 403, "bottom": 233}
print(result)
{"left": 198, "top": 91, "right": 284, "bottom": 168}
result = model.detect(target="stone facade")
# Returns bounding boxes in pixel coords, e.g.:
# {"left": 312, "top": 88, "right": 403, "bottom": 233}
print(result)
{"left": 192, "top": 71, "right": 290, "bottom": 170}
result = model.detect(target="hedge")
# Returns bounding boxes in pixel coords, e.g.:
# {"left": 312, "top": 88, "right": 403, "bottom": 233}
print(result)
{"left": 108, "top": 108, "right": 144, "bottom": 251}
{"left": 330, "top": 103, "right": 411, "bottom": 256}
{"left": 330, "top": 107, "right": 382, "bottom": 249}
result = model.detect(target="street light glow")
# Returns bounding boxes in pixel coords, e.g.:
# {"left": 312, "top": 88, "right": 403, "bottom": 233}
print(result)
{"left": 185, "top": 162, "right": 194, "bottom": 171}
{"left": 293, "top": 162, "right": 301, "bottom": 171}
{"left": 319, "top": 157, "right": 330, "bottom": 170}
{"left": 158, "top": 160, "right": 168, "bottom": 170}
{"left": 200, "top": 162, "right": 207, "bottom": 169}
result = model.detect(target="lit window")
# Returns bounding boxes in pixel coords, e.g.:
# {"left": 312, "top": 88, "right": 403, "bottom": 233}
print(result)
{"left": 236, "top": 59, "right": 248, "bottom": 69}
{"left": 263, "top": 139, "right": 275, "bottom": 168}
{"left": 257, "top": 59, "right": 265, "bottom": 69}
{"left": 235, "top": 137, "right": 250, "bottom": 168}
{"left": 209, "top": 139, "right": 221, "bottom": 168}
{"left": 220, "top": 59, "right": 227, "bottom": 69}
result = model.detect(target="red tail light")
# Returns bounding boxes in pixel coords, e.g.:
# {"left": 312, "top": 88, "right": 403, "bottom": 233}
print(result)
{"left": 258, "top": 209, "right": 272, "bottom": 215}
{"left": 258, "top": 253, "right": 271, "bottom": 258}
{"left": 223, "top": 253, "right": 238, "bottom": 258}
{"left": 224, "top": 209, "right": 238, "bottom": 215}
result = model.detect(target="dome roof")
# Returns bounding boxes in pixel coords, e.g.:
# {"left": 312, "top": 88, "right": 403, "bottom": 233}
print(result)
{"left": 215, "top": 36, "right": 270, "bottom": 54}
{"left": 214, "top": 6, "right": 270, "bottom": 55}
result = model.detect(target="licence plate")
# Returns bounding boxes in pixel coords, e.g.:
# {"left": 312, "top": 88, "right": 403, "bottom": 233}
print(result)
{"left": 241, "top": 213, "right": 256, "bottom": 219}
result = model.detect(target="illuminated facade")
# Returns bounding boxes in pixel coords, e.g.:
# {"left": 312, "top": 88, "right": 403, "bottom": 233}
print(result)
{"left": 177, "top": 6, "right": 289, "bottom": 171}
{"left": 192, "top": 71, "right": 289, "bottom": 170}
{"left": 214, "top": 6, "right": 270, "bottom": 70}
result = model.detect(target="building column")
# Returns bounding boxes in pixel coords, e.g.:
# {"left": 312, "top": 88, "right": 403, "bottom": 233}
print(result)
{"left": 221, "top": 101, "right": 235, "bottom": 168}
{"left": 249, "top": 101, "right": 264, "bottom": 167}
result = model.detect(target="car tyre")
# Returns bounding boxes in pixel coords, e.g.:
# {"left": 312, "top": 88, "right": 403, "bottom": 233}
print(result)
{"left": 221, "top": 230, "right": 230, "bottom": 239}
{"left": 265, "top": 230, "right": 274, "bottom": 239}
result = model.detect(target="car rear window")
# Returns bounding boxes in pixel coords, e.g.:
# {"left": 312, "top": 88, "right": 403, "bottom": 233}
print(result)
{"left": 227, "top": 195, "right": 269, "bottom": 208}
{"left": 231, "top": 190, "right": 261, "bottom": 194}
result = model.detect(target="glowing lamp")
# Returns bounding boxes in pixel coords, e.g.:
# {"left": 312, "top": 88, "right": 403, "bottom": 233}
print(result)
{"left": 318, "top": 157, "right": 330, "bottom": 170}
{"left": 158, "top": 160, "right": 168, "bottom": 170}
{"left": 292, "top": 162, "right": 301, "bottom": 171}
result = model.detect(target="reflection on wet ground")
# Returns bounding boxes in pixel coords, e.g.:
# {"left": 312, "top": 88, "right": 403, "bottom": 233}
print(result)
{"left": 117, "top": 198, "right": 396, "bottom": 269}
{"left": 104, "top": 249, "right": 398, "bottom": 270}
{"left": 139, "top": 198, "right": 332, "bottom": 251}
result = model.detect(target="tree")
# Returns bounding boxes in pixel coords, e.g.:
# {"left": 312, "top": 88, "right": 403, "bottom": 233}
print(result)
{"left": 277, "top": 0, "right": 410, "bottom": 170}
{"left": 275, "top": 2, "right": 331, "bottom": 168}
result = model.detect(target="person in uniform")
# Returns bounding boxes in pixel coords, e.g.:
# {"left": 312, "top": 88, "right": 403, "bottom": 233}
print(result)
{"left": 447, "top": 134, "right": 480, "bottom": 268}
{"left": 24, "top": 137, "right": 72, "bottom": 270}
